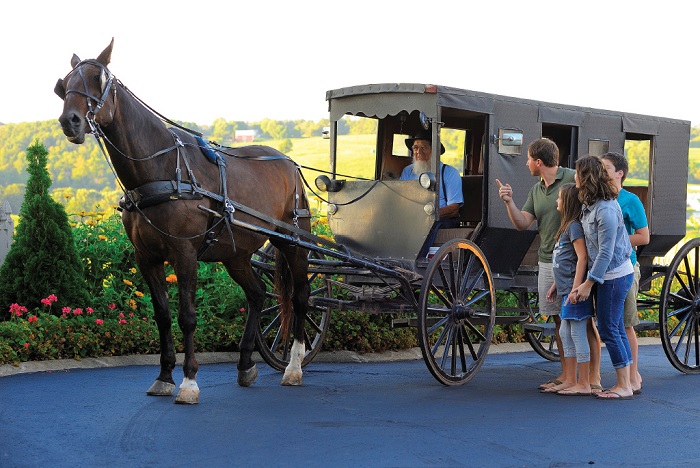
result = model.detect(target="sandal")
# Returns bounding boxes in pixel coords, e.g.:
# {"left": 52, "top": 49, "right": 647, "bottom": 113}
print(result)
{"left": 538, "top": 379, "right": 563, "bottom": 390}
{"left": 596, "top": 390, "right": 633, "bottom": 400}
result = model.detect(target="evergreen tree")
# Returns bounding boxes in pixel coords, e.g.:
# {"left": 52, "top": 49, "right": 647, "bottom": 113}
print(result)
{"left": 0, "top": 141, "right": 89, "bottom": 317}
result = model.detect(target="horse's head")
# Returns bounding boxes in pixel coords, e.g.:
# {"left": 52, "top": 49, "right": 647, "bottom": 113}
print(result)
{"left": 55, "top": 39, "right": 116, "bottom": 144}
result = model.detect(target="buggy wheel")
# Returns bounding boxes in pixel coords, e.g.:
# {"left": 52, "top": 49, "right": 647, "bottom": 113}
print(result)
{"left": 418, "top": 239, "right": 495, "bottom": 385}
{"left": 523, "top": 292, "right": 560, "bottom": 362}
{"left": 252, "top": 244, "right": 331, "bottom": 372}
{"left": 659, "top": 238, "right": 700, "bottom": 374}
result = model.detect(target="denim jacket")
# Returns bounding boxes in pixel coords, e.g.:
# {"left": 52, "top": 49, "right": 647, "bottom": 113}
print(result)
{"left": 580, "top": 198, "right": 632, "bottom": 284}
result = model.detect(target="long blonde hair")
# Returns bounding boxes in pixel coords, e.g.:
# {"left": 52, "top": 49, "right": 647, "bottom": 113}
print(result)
{"left": 555, "top": 183, "right": 582, "bottom": 241}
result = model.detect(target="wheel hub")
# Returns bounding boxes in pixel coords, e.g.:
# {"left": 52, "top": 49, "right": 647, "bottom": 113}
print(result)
{"left": 453, "top": 302, "right": 471, "bottom": 321}
{"left": 693, "top": 296, "right": 700, "bottom": 318}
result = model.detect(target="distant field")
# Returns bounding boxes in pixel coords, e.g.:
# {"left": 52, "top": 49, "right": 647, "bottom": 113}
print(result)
{"left": 257, "top": 134, "right": 378, "bottom": 182}
{"left": 690, "top": 147, "right": 700, "bottom": 163}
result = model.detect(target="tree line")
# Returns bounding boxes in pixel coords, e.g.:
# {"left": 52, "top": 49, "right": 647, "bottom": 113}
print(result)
{"left": 0, "top": 117, "right": 372, "bottom": 214}
{"left": 0, "top": 119, "right": 699, "bottom": 215}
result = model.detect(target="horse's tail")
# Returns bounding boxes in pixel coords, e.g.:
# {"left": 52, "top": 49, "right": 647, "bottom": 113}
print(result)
{"left": 274, "top": 249, "right": 294, "bottom": 341}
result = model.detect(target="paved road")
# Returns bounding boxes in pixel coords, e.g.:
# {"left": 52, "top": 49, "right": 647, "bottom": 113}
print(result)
{"left": 2, "top": 341, "right": 700, "bottom": 467}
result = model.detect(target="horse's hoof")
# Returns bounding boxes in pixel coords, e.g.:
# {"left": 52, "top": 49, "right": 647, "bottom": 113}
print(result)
{"left": 237, "top": 364, "right": 258, "bottom": 387}
{"left": 174, "top": 387, "right": 200, "bottom": 404}
{"left": 281, "top": 370, "right": 302, "bottom": 386}
{"left": 174, "top": 377, "right": 199, "bottom": 404}
{"left": 146, "top": 380, "right": 176, "bottom": 396}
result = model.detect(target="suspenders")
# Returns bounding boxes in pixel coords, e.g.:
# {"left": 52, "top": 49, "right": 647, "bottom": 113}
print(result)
{"left": 441, "top": 163, "right": 447, "bottom": 206}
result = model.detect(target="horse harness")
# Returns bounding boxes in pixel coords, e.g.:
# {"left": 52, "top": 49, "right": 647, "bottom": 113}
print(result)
{"left": 119, "top": 132, "right": 314, "bottom": 257}
{"left": 69, "top": 59, "right": 315, "bottom": 258}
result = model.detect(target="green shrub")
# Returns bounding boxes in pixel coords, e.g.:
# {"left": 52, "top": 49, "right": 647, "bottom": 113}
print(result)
{"left": 0, "top": 141, "right": 89, "bottom": 315}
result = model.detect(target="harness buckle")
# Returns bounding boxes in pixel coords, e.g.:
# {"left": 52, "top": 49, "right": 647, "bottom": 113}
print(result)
{"left": 225, "top": 199, "right": 236, "bottom": 223}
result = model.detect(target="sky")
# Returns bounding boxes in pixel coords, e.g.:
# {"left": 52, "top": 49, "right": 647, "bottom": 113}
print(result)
{"left": 1, "top": 0, "right": 698, "bottom": 127}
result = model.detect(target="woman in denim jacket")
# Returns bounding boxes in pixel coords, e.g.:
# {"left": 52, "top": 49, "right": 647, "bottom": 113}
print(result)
{"left": 571, "top": 156, "right": 635, "bottom": 400}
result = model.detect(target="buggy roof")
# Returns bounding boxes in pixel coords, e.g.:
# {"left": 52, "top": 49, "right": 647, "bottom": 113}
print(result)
{"left": 326, "top": 83, "right": 691, "bottom": 129}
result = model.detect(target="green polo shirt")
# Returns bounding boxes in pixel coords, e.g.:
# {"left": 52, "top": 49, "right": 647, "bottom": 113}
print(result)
{"left": 522, "top": 167, "right": 576, "bottom": 263}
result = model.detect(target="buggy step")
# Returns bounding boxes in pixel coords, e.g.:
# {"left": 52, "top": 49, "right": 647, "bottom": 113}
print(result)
{"left": 634, "top": 320, "right": 659, "bottom": 332}
{"left": 522, "top": 322, "right": 556, "bottom": 337}
{"left": 392, "top": 317, "right": 415, "bottom": 328}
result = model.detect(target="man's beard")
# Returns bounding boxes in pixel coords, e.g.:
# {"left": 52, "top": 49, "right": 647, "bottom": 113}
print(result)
{"left": 411, "top": 159, "right": 431, "bottom": 176}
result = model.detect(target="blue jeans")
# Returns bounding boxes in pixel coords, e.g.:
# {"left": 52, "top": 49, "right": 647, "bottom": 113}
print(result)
{"left": 596, "top": 273, "right": 634, "bottom": 368}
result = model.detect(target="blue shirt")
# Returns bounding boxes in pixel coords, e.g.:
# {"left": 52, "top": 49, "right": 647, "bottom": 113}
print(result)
{"left": 580, "top": 198, "right": 633, "bottom": 284}
{"left": 400, "top": 163, "right": 464, "bottom": 209}
{"left": 617, "top": 188, "right": 648, "bottom": 265}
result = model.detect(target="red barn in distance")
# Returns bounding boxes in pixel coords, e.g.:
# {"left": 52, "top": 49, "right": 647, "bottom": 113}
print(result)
{"left": 234, "top": 129, "right": 257, "bottom": 142}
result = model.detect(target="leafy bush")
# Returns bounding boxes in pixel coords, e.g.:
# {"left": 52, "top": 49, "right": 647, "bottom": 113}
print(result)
{"left": 0, "top": 212, "right": 426, "bottom": 366}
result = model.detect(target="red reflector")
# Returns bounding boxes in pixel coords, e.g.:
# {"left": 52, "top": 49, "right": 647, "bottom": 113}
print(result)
{"left": 424, "top": 84, "right": 437, "bottom": 93}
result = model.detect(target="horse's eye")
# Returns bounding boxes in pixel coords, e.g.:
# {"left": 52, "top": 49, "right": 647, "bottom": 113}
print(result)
{"left": 99, "top": 70, "right": 108, "bottom": 92}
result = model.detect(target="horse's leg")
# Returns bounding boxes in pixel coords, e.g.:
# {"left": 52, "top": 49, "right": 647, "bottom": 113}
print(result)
{"left": 139, "top": 255, "right": 177, "bottom": 397}
{"left": 278, "top": 244, "right": 311, "bottom": 386}
{"left": 225, "top": 258, "right": 264, "bottom": 387}
{"left": 173, "top": 259, "right": 201, "bottom": 404}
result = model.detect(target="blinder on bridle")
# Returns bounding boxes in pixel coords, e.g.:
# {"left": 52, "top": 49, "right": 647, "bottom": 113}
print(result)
{"left": 55, "top": 59, "right": 115, "bottom": 132}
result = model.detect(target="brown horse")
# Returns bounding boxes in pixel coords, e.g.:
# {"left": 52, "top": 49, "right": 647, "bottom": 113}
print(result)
{"left": 55, "top": 39, "right": 311, "bottom": 404}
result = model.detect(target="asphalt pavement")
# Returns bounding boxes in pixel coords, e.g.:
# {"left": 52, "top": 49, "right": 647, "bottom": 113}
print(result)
{"left": 2, "top": 338, "right": 700, "bottom": 467}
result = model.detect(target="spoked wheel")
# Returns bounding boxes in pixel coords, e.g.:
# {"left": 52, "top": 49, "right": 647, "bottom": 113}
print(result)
{"left": 522, "top": 292, "right": 560, "bottom": 362}
{"left": 252, "top": 244, "right": 331, "bottom": 372}
{"left": 659, "top": 238, "right": 700, "bottom": 374}
{"left": 418, "top": 239, "right": 496, "bottom": 385}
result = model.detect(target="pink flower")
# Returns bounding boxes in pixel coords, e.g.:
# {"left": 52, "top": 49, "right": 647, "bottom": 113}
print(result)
{"left": 73, "top": 308, "right": 83, "bottom": 316}
{"left": 23, "top": 342, "right": 30, "bottom": 349}
{"left": 9, "top": 303, "right": 27, "bottom": 317}
{"left": 95, "top": 319, "right": 104, "bottom": 325}
{"left": 41, "top": 294, "right": 58, "bottom": 306}
{"left": 119, "top": 312, "right": 125, "bottom": 319}
{"left": 239, "top": 307, "right": 246, "bottom": 313}
{"left": 118, "top": 319, "right": 127, "bottom": 325}
{"left": 62, "top": 307, "right": 71, "bottom": 314}
{"left": 129, "top": 313, "right": 134, "bottom": 317}
{"left": 86, "top": 307, "right": 94, "bottom": 314}
{"left": 28, "top": 315, "right": 38, "bottom": 323}
{"left": 108, "top": 303, "right": 116, "bottom": 310}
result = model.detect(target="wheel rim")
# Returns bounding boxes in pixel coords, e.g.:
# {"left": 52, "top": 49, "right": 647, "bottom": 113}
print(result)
{"left": 418, "top": 239, "right": 495, "bottom": 385}
{"left": 253, "top": 245, "right": 331, "bottom": 371}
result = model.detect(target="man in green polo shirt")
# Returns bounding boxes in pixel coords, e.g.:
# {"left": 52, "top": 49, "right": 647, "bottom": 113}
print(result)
{"left": 496, "top": 138, "right": 601, "bottom": 393}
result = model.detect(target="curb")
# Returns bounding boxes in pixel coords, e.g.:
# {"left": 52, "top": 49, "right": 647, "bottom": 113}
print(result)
{"left": 0, "top": 338, "right": 662, "bottom": 378}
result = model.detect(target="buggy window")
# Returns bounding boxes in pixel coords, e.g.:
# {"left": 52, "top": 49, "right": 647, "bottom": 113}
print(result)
{"left": 334, "top": 115, "right": 378, "bottom": 180}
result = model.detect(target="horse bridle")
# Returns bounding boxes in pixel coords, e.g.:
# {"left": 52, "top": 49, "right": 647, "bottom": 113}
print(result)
{"left": 64, "top": 59, "right": 115, "bottom": 134}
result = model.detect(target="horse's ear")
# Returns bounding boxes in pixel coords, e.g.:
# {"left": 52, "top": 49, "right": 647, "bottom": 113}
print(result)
{"left": 96, "top": 38, "right": 114, "bottom": 66}
{"left": 70, "top": 54, "right": 81, "bottom": 68}
{"left": 54, "top": 78, "right": 65, "bottom": 100}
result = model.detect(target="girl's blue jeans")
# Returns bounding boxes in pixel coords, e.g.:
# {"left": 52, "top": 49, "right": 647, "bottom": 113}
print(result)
{"left": 596, "top": 273, "right": 634, "bottom": 369}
